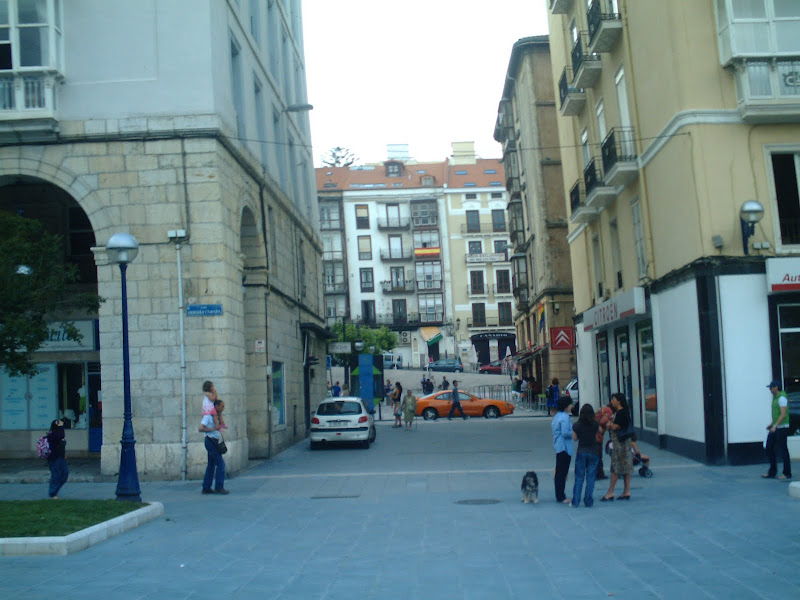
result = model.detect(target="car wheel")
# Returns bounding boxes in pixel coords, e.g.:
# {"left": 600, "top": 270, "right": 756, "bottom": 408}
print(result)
{"left": 368, "top": 426, "right": 376, "bottom": 443}
{"left": 484, "top": 406, "right": 500, "bottom": 419}
{"left": 455, "top": 367, "right": 463, "bottom": 373}
{"left": 422, "top": 407, "right": 438, "bottom": 421}
{"left": 361, "top": 438, "right": 371, "bottom": 449}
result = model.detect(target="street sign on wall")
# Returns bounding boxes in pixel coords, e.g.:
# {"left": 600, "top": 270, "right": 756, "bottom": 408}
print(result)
{"left": 328, "top": 341, "right": 352, "bottom": 354}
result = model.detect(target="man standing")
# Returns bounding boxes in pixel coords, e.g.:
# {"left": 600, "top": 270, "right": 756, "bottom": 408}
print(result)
{"left": 441, "top": 376, "right": 450, "bottom": 390}
{"left": 448, "top": 380, "right": 467, "bottom": 420}
{"left": 332, "top": 381, "right": 341, "bottom": 397}
{"left": 763, "top": 379, "right": 792, "bottom": 480}
{"left": 199, "top": 399, "right": 229, "bottom": 494}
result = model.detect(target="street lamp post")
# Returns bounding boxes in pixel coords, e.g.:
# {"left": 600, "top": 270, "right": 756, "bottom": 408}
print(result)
{"left": 106, "top": 232, "right": 142, "bottom": 502}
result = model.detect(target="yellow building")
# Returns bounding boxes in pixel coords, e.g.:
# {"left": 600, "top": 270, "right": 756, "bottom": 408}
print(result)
{"left": 495, "top": 36, "right": 575, "bottom": 390}
{"left": 547, "top": 0, "right": 800, "bottom": 463}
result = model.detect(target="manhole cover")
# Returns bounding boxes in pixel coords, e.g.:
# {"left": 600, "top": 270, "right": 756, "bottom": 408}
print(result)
{"left": 455, "top": 499, "right": 501, "bottom": 505}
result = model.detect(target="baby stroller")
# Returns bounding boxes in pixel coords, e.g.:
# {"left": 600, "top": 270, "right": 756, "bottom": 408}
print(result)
{"left": 605, "top": 439, "right": 653, "bottom": 478}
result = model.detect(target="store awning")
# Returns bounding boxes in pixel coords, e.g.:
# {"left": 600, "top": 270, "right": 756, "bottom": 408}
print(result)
{"left": 515, "top": 343, "right": 547, "bottom": 364}
{"left": 420, "top": 326, "right": 443, "bottom": 346}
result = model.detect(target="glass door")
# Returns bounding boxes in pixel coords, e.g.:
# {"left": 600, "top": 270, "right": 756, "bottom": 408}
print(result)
{"left": 596, "top": 332, "right": 610, "bottom": 407}
{"left": 615, "top": 327, "right": 633, "bottom": 422}
{"left": 637, "top": 322, "right": 658, "bottom": 430}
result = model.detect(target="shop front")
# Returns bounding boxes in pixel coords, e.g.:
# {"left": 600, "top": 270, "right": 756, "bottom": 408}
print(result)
{"left": 0, "top": 320, "right": 101, "bottom": 457}
{"left": 577, "top": 287, "right": 656, "bottom": 444}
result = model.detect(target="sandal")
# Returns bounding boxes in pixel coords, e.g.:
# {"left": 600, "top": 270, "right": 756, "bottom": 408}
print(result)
{"left": 778, "top": 475, "right": 791, "bottom": 480}
{"left": 617, "top": 494, "right": 631, "bottom": 500}
{"left": 600, "top": 495, "right": 614, "bottom": 502}
{"left": 761, "top": 473, "right": 776, "bottom": 479}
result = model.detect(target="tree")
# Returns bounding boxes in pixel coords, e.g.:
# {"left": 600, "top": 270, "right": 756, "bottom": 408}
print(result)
{"left": 321, "top": 146, "right": 358, "bottom": 167}
{"left": 0, "top": 211, "right": 102, "bottom": 376}
{"left": 328, "top": 322, "right": 397, "bottom": 363}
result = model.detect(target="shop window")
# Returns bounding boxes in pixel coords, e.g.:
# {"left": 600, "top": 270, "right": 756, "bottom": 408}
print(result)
{"left": 271, "top": 361, "right": 285, "bottom": 426}
{"left": 637, "top": 323, "right": 657, "bottom": 430}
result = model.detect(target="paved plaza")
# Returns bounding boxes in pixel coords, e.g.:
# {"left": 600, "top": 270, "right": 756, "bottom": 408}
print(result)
{"left": 1, "top": 400, "right": 799, "bottom": 599}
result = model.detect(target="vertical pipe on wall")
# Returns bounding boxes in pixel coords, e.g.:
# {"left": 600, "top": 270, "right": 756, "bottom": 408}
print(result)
{"left": 176, "top": 241, "right": 187, "bottom": 480}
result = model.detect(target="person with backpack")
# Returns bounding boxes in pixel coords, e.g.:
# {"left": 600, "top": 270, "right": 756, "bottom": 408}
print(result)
{"left": 46, "top": 419, "right": 68, "bottom": 498}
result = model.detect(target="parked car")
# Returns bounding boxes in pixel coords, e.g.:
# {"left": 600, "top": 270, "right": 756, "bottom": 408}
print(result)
{"left": 310, "top": 397, "right": 376, "bottom": 449}
{"left": 564, "top": 378, "right": 579, "bottom": 416}
{"left": 427, "top": 357, "right": 464, "bottom": 372}
{"left": 415, "top": 390, "right": 514, "bottom": 420}
{"left": 479, "top": 360, "right": 504, "bottom": 374}
{"left": 382, "top": 353, "right": 396, "bottom": 370}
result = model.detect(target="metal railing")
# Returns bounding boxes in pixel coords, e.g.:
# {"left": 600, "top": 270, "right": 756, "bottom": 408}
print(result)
{"left": 601, "top": 127, "right": 637, "bottom": 174}
{"left": 377, "top": 216, "right": 411, "bottom": 230}
{"left": 468, "top": 385, "right": 549, "bottom": 414}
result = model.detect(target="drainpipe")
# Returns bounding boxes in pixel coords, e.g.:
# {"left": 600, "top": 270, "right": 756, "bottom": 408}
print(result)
{"left": 168, "top": 230, "right": 189, "bottom": 479}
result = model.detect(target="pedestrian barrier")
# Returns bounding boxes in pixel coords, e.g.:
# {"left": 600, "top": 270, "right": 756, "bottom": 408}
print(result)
{"left": 470, "top": 385, "right": 547, "bottom": 414}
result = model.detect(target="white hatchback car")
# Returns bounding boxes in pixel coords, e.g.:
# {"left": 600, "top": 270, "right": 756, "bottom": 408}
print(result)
{"left": 310, "top": 397, "right": 376, "bottom": 449}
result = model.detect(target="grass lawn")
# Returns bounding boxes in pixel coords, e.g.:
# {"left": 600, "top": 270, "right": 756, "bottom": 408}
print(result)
{"left": 0, "top": 499, "right": 146, "bottom": 538}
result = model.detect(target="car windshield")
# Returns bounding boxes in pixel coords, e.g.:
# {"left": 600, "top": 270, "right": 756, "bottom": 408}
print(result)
{"left": 317, "top": 401, "right": 362, "bottom": 416}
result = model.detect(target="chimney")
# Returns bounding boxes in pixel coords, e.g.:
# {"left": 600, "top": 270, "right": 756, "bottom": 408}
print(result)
{"left": 450, "top": 141, "right": 476, "bottom": 165}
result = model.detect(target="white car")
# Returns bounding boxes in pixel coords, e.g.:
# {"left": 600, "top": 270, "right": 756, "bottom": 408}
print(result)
{"left": 310, "top": 397, "right": 376, "bottom": 449}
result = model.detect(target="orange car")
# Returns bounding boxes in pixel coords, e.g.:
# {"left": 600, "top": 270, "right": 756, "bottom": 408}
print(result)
{"left": 415, "top": 390, "right": 515, "bottom": 420}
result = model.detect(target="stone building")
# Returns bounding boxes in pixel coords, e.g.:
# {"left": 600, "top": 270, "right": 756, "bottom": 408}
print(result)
{"left": 0, "top": 0, "right": 326, "bottom": 479}
{"left": 494, "top": 36, "right": 574, "bottom": 388}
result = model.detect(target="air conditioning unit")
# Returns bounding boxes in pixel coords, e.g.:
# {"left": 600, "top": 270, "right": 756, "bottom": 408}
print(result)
{"left": 399, "top": 331, "right": 410, "bottom": 344}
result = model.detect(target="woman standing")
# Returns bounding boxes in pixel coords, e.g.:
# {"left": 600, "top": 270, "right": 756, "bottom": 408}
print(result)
{"left": 46, "top": 419, "right": 68, "bottom": 498}
{"left": 400, "top": 388, "right": 417, "bottom": 430}
{"left": 551, "top": 396, "right": 574, "bottom": 504}
{"left": 392, "top": 382, "right": 403, "bottom": 428}
{"left": 571, "top": 404, "right": 601, "bottom": 507}
{"left": 601, "top": 393, "right": 633, "bottom": 501}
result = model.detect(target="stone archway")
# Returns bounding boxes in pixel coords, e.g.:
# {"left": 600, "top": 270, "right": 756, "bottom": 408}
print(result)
{"left": 240, "top": 206, "right": 270, "bottom": 457}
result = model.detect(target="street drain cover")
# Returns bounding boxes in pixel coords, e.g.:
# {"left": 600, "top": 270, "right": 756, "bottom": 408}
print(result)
{"left": 456, "top": 499, "right": 501, "bottom": 505}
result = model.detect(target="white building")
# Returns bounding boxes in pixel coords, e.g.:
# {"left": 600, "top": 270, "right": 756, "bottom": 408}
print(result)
{"left": 0, "top": 0, "right": 326, "bottom": 478}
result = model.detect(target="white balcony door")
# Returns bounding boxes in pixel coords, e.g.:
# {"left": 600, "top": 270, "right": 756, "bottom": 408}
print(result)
{"left": 389, "top": 235, "right": 403, "bottom": 259}
{"left": 615, "top": 68, "right": 634, "bottom": 155}
{"left": 386, "top": 204, "right": 400, "bottom": 227}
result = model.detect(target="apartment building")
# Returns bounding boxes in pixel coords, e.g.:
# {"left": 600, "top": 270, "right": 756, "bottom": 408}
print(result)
{"left": 547, "top": 0, "right": 800, "bottom": 464}
{"left": 444, "top": 143, "right": 516, "bottom": 366}
{"left": 317, "top": 158, "right": 454, "bottom": 368}
{"left": 494, "top": 36, "right": 574, "bottom": 388}
{"left": 0, "top": 0, "right": 326, "bottom": 478}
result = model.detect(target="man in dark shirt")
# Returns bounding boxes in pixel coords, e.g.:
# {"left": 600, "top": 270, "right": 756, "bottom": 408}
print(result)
{"left": 447, "top": 380, "right": 467, "bottom": 420}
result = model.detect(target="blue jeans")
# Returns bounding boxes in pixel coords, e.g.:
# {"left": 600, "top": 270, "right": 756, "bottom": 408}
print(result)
{"left": 48, "top": 457, "right": 69, "bottom": 497}
{"left": 203, "top": 436, "right": 226, "bottom": 491}
{"left": 572, "top": 452, "right": 600, "bottom": 507}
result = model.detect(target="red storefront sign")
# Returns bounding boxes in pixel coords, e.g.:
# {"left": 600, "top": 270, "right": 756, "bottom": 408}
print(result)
{"left": 550, "top": 327, "right": 574, "bottom": 350}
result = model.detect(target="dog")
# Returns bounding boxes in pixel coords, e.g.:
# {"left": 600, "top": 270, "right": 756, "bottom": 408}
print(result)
{"left": 520, "top": 471, "right": 539, "bottom": 504}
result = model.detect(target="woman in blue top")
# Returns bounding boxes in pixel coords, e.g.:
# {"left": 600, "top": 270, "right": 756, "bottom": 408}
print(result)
{"left": 551, "top": 395, "right": 574, "bottom": 503}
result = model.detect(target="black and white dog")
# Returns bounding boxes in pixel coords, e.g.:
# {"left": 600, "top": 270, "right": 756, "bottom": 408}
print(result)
{"left": 520, "top": 471, "right": 539, "bottom": 504}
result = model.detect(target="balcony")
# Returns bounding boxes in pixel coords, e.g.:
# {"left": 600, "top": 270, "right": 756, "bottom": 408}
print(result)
{"left": 379, "top": 312, "right": 443, "bottom": 327}
{"left": 381, "top": 279, "right": 415, "bottom": 294}
{"left": 416, "top": 279, "right": 442, "bottom": 291}
{"left": 323, "top": 250, "right": 344, "bottom": 261}
{"left": 466, "top": 252, "right": 508, "bottom": 265}
{"left": 323, "top": 282, "right": 348, "bottom": 295}
{"left": 733, "top": 59, "right": 800, "bottom": 123}
{"left": 572, "top": 34, "right": 601, "bottom": 89}
{"left": 377, "top": 216, "right": 410, "bottom": 230}
{"left": 494, "top": 284, "right": 512, "bottom": 295}
{"left": 467, "top": 317, "right": 514, "bottom": 328}
{"left": 319, "top": 219, "right": 342, "bottom": 231}
{"left": 569, "top": 181, "right": 599, "bottom": 224}
{"left": 587, "top": 0, "right": 623, "bottom": 54}
{"left": 601, "top": 127, "right": 638, "bottom": 187}
{"left": 559, "top": 68, "right": 586, "bottom": 117}
{"left": 461, "top": 222, "right": 506, "bottom": 234}
{"left": 467, "top": 284, "right": 489, "bottom": 296}
{"left": 412, "top": 215, "right": 438, "bottom": 228}
{"left": 549, "top": 0, "right": 572, "bottom": 14}
{"left": 0, "top": 73, "right": 60, "bottom": 142}
{"left": 584, "top": 158, "right": 616, "bottom": 211}
{"left": 380, "top": 248, "right": 413, "bottom": 262}
{"left": 506, "top": 173, "right": 521, "bottom": 196}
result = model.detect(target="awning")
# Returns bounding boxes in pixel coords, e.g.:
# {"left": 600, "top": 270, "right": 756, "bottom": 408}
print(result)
{"left": 420, "top": 326, "right": 443, "bottom": 346}
{"left": 515, "top": 343, "right": 548, "bottom": 364}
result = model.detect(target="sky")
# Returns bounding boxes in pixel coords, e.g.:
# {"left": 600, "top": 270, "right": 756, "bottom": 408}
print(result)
{"left": 302, "top": 0, "right": 550, "bottom": 166}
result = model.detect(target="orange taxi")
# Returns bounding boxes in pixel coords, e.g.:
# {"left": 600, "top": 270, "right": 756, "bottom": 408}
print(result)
{"left": 415, "top": 390, "right": 514, "bottom": 420}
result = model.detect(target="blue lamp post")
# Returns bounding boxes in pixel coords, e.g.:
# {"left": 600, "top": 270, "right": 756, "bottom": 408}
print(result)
{"left": 106, "top": 232, "right": 142, "bottom": 502}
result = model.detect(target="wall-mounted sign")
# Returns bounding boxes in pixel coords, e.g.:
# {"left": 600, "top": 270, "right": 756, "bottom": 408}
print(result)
{"left": 39, "top": 320, "right": 96, "bottom": 352}
{"left": 583, "top": 287, "right": 646, "bottom": 331}
{"left": 766, "top": 257, "right": 800, "bottom": 292}
{"left": 187, "top": 304, "right": 223, "bottom": 316}
{"left": 466, "top": 252, "right": 506, "bottom": 263}
{"left": 550, "top": 327, "right": 574, "bottom": 350}
{"left": 328, "top": 341, "right": 352, "bottom": 353}
{"left": 255, "top": 339, "right": 266, "bottom": 353}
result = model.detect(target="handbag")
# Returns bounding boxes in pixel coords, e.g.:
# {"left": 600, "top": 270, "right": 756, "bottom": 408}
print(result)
{"left": 217, "top": 438, "right": 228, "bottom": 454}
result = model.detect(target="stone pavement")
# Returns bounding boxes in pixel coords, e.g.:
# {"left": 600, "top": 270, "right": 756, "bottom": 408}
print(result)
{"left": 2, "top": 415, "right": 799, "bottom": 600}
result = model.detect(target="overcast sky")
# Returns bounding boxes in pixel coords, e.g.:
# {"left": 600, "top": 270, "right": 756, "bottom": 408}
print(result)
{"left": 302, "top": 0, "right": 550, "bottom": 166}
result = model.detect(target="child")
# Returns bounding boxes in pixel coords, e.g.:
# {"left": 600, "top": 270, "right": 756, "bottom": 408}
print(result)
{"left": 202, "top": 380, "right": 227, "bottom": 430}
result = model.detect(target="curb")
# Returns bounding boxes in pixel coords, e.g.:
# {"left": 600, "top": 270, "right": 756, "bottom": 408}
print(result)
{"left": 0, "top": 502, "right": 164, "bottom": 556}
{"left": 789, "top": 481, "right": 800, "bottom": 499}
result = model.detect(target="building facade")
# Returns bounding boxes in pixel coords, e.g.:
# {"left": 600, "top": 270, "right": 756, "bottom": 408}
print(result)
{"left": 0, "top": 0, "right": 327, "bottom": 478}
{"left": 317, "top": 158, "right": 456, "bottom": 368}
{"left": 547, "top": 0, "right": 800, "bottom": 463}
{"left": 494, "top": 36, "right": 575, "bottom": 389}
{"left": 443, "top": 142, "right": 516, "bottom": 367}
